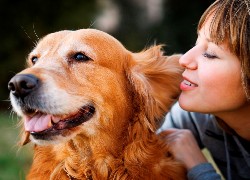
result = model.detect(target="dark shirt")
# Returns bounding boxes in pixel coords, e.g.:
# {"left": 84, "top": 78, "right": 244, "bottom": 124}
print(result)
{"left": 158, "top": 103, "right": 250, "bottom": 180}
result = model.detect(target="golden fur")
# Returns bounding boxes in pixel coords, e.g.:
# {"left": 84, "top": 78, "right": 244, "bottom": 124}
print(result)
{"left": 9, "top": 29, "right": 186, "bottom": 179}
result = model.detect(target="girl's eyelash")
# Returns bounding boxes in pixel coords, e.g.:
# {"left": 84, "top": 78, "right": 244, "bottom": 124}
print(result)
{"left": 202, "top": 52, "right": 218, "bottom": 59}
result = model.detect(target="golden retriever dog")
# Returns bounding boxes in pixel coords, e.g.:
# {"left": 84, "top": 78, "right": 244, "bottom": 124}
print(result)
{"left": 8, "top": 29, "right": 186, "bottom": 179}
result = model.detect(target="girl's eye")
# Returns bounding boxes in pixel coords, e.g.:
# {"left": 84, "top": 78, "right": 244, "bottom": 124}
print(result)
{"left": 203, "top": 52, "right": 218, "bottom": 59}
{"left": 31, "top": 56, "right": 38, "bottom": 64}
{"left": 73, "top": 53, "right": 91, "bottom": 62}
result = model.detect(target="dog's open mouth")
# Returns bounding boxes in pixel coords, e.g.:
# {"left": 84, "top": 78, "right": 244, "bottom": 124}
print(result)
{"left": 24, "top": 105, "right": 95, "bottom": 138}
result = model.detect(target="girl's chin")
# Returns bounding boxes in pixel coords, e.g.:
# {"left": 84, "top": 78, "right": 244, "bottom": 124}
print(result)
{"left": 178, "top": 94, "right": 198, "bottom": 112}
{"left": 178, "top": 96, "right": 190, "bottom": 110}
{"left": 179, "top": 96, "right": 211, "bottom": 114}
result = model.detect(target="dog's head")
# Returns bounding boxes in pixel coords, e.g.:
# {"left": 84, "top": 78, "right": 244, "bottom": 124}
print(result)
{"left": 8, "top": 29, "right": 183, "bottom": 145}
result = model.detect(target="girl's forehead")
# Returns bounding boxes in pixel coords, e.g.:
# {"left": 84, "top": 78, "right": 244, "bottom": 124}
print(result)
{"left": 198, "top": 18, "right": 231, "bottom": 52}
{"left": 198, "top": 15, "right": 214, "bottom": 40}
{"left": 198, "top": 12, "right": 229, "bottom": 47}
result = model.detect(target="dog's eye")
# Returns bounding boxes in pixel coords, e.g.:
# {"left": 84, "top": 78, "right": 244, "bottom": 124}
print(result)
{"left": 31, "top": 56, "right": 38, "bottom": 64}
{"left": 73, "top": 53, "right": 91, "bottom": 62}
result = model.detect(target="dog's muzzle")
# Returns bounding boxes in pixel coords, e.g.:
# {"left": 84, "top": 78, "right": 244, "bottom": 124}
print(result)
{"left": 8, "top": 73, "right": 96, "bottom": 141}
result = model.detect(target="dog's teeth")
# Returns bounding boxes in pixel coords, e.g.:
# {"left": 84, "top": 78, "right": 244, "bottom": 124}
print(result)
{"left": 48, "top": 120, "right": 52, "bottom": 128}
{"left": 51, "top": 116, "right": 61, "bottom": 123}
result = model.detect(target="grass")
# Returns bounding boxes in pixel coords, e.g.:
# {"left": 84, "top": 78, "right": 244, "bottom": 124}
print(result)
{"left": 0, "top": 111, "right": 32, "bottom": 180}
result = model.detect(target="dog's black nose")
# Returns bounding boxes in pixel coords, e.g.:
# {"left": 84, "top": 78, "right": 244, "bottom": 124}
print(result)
{"left": 8, "top": 74, "right": 39, "bottom": 98}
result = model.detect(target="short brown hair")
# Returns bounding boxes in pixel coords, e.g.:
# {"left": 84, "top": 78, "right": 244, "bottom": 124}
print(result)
{"left": 198, "top": 0, "right": 250, "bottom": 99}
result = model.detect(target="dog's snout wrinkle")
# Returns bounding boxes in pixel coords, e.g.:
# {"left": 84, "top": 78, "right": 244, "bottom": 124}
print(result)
{"left": 8, "top": 74, "right": 39, "bottom": 98}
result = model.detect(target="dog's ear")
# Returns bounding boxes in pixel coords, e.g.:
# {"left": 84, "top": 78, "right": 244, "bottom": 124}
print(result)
{"left": 126, "top": 45, "right": 183, "bottom": 130}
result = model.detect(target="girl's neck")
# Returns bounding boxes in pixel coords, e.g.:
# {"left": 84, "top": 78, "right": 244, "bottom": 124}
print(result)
{"left": 215, "top": 103, "right": 250, "bottom": 141}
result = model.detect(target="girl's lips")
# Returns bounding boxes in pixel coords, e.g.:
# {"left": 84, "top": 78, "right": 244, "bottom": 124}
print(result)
{"left": 180, "top": 78, "right": 198, "bottom": 91}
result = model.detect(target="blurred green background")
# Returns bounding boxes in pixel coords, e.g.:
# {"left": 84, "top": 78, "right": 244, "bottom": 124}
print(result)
{"left": 0, "top": 0, "right": 212, "bottom": 179}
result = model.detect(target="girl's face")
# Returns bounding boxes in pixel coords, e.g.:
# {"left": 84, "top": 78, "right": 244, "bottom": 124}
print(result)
{"left": 178, "top": 17, "right": 247, "bottom": 114}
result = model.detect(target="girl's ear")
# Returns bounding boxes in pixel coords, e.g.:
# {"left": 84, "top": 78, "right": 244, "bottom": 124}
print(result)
{"left": 126, "top": 45, "right": 183, "bottom": 128}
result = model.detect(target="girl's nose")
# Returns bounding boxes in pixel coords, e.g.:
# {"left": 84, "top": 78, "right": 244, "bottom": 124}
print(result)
{"left": 179, "top": 47, "right": 198, "bottom": 70}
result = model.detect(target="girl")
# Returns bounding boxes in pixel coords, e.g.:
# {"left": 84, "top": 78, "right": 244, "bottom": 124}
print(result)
{"left": 159, "top": 0, "right": 250, "bottom": 179}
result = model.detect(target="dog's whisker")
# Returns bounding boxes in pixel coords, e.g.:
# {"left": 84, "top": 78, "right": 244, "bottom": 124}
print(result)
{"left": 9, "top": 71, "right": 18, "bottom": 76}
{"left": 3, "top": 99, "right": 11, "bottom": 102}
{"left": 21, "top": 26, "right": 37, "bottom": 47}
{"left": 88, "top": 19, "right": 97, "bottom": 29}
{"left": 8, "top": 110, "right": 20, "bottom": 130}
{"left": 33, "top": 24, "right": 40, "bottom": 43}
{"left": 9, "top": 110, "right": 13, "bottom": 119}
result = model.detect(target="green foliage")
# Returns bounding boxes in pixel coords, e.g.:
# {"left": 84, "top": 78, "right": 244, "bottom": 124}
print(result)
{"left": 0, "top": 112, "right": 32, "bottom": 180}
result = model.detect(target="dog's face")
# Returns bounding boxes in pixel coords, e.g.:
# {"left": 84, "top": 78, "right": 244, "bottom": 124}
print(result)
{"left": 9, "top": 29, "right": 182, "bottom": 145}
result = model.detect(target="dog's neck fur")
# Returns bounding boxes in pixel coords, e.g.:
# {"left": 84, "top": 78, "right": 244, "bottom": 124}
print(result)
{"left": 27, "top": 113, "right": 166, "bottom": 180}
{"left": 27, "top": 90, "right": 185, "bottom": 179}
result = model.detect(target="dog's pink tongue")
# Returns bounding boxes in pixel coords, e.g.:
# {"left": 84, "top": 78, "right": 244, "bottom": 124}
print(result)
{"left": 24, "top": 113, "right": 52, "bottom": 132}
